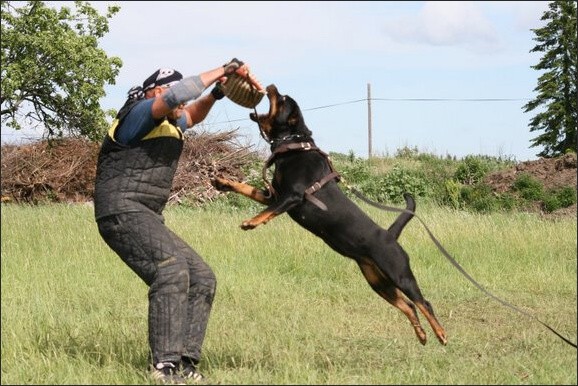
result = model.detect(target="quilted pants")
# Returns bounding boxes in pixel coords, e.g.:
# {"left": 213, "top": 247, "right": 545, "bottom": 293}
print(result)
{"left": 97, "top": 211, "right": 216, "bottom": 365}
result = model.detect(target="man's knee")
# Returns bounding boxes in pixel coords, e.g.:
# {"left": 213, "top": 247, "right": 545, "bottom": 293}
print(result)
{"left": 152, "top": 256, "right": 190, "bottom": 294}
{"left": 195, "top": 268, "right": 217, "bottom": 297}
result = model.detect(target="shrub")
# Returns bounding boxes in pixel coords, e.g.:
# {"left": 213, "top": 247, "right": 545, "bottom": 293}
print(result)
{"left": 444, "top": 179, "right": 462, "bottom": 209}
{"left": 454, "top": 155, "right": 491, "bottom": 185}
{"left": 459, "top": 183, "right": 499, "bottom": 213}
{"left": 359, "top": 166, "right": 430, "bottom": 204}
{"left": 512, "top": 173, "right": 544, "bottom": 201}
{"left": 333, "top": 155, "right": 372, "bottom": 185}
{"left": 542, "top": 186, "right": 577, "bottom": 213}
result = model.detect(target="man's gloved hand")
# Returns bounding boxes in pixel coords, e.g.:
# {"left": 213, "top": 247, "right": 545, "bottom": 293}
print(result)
{"left": 223, "top": 58, "right": 244, "bottom": 75}
{"left": 211, "top": 82, "right": 225, "bottom": 100}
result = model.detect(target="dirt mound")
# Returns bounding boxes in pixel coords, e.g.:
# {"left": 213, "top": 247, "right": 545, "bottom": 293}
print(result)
{"left": 484, "top": 153, "right": 577, "bottom": 218}
{"left": 1, "top": 131, "right": 260, "bottom": 205}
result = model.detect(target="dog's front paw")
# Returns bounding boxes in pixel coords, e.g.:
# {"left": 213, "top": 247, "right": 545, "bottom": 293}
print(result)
{"left": 240, "top": 221, "right": 256, "bottom": 230}
{"left": 211, "top": 176, "right": 233, "bottom": 192}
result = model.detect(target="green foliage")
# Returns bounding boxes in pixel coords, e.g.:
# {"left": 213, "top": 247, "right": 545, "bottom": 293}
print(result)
{"left": 454, "top": 155, "right": 491, "bottom": 184}
{"left": 376, "top": 165, "right": 429, "bottom": 203}
{"left": 1, "top": 1, "right": 122, "bottom": 141}
{"left": 513, "top": 173, "right": 545, "bottom": 201}
{"left": 327, "top": 148, "right": 576, "bottom": 215}
{"left": 510, "top": 173, "right": 576, "bottom": 213}
{"left": 331, "top": 149, "right": 522, "bottom": 211}
{"left": 459, "top": 183, "right": 500, "bottom": 213}
{"left": 542, "top": 186, "right": 577, "bottom": 213}
{"left": 523, "top": 0, "right": 577, "bottom": 158}
{"left": 393, "top": 145, "right": 420, "bottom": 159}
{"left": 331, "top": 153, "right": 371, "bottom": 185}
{"left": 332, "top": 152, "right": 430, "bottom": 204}
{"left": 443, "top": 179, "right": 462, "bottom": 209}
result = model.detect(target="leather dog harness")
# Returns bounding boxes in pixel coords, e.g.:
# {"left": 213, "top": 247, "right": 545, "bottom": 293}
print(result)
{"left": 262, "top": 139, "right": 340, "bottom": 211}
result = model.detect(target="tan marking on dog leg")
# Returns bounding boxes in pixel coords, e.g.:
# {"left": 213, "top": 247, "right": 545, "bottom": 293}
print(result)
{"left": 415, "top": 302, "right": 448, "bottom": 345}
{"left": 241, "top": 209, "right": 279, "bottom": 230}
{"left": 357, "top": 260, "right": 428, "bottom": 345}
{"left": 213, "top": 177, "right": 271, "bottom": 204}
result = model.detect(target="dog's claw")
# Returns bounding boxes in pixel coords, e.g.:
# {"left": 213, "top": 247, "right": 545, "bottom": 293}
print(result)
{"left": 415, "top": 328, "right": 427, "bottom": 345}
{"left": 241, "top": 221, "right": 256, "bottom": 230}
{"left": 436, "top": 333, "right": 448, "bottom": 345}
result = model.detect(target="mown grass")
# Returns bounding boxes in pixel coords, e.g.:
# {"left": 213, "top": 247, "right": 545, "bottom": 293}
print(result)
{"left": 1, "top": 202, "right": 576, "bottom": 385}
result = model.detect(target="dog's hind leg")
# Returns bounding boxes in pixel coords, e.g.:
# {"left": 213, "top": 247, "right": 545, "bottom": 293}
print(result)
{"left": 389, "top": 264, "right": 447, "bottom": 345}
{"left": 370, "top": 247, "right": 448, "bottom": 346}
{"left": 357, "top": 258, "right": 428, "bottom": 345}
{"left": 413, "top": 299, "right": 448, "bottom": 345}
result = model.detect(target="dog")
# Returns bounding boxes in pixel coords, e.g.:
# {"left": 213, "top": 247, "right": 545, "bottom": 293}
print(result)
{"left": 211, "top": 84, "right": 447, "bottom": 346}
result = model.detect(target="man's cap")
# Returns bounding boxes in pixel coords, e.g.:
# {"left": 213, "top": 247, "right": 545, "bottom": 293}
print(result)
{"left": 142, "top": 68, "right": 183, "bottom": 92}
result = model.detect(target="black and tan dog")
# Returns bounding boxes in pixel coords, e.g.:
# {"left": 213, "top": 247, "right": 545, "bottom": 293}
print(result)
{"left": 211, "top": 84, "right": 447, "bottom": 346}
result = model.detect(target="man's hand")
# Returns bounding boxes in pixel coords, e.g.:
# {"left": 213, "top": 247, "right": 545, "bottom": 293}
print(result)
{"left": 223, "top": 58, "right": 244, "bottom": 76}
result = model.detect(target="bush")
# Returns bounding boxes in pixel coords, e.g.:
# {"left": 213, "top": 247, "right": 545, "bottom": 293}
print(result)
{"left": 454, "top": 155, "right": 491, "bottom": 185}
{"left": 459, "top": 183, "right": 500, "bottom": 213}
{"left": 335, "top": 155, "right": 372, "bottom": 185}
{"left": 357, "top": 166, "right": 430, "bottom": 204}
{"left": 513, "top": 173, "right": 544, "bottom": 201}
{"left": 542, "top": 186, "right": 577, "bottom": 213}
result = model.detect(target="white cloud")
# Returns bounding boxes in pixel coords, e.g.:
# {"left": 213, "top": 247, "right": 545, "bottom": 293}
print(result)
{"left": 482, "top": 1, "right": 550, "bottom": 30}
{"left": 383, "top": 1, "right": 500, "bottom": 53}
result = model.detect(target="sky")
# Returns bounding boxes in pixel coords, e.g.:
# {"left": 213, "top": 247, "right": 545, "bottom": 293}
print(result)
{"left": 2, "top": 1, "right": 552, "bottom": 161}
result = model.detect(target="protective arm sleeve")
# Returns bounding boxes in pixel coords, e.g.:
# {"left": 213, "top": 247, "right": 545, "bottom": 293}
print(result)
{"left": 162, "top": 75, "right": 206, "bottom": 109}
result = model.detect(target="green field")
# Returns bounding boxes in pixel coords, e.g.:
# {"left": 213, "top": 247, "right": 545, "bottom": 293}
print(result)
{"left": 1, "top": 203, "right": 576, "bottom": 385}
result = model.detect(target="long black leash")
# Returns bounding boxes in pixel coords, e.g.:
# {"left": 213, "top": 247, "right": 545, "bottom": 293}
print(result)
{"left": 348, "top": 187, "right": 577, "bottom": 349}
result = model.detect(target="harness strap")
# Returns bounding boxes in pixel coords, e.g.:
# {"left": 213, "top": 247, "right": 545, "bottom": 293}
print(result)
{"left": 261, "top": 141, "right": 340, "bottom": 210}
{"left": 304, "top": 171, "right": 341, "bottom": 210}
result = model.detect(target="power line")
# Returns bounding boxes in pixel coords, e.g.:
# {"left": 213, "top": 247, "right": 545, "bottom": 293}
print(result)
{"left": 210, "top": 96, "right": 531, "bottom": 125}
{"left": 304, "top": 97, "right": 530, "bottom": 111}
{"left": 371, "top": 97, "right": 531, "bottom": 102}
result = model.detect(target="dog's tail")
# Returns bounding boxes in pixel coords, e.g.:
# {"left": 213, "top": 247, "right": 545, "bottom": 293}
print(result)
{"left": 387, "top": 193, "right": 416, "bottom": 240}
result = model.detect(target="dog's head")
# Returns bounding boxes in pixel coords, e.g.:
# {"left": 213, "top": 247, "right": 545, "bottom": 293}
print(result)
{"left": 249, "top": 84, "right": 312, "bottom": 143}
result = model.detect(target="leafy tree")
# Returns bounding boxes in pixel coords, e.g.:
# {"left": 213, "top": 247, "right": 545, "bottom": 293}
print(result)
{"left": 523, "top": 0, "right": 577, "bottom": 158}
{"left": 1, "top": 1, "right": 122, "bottom": 142}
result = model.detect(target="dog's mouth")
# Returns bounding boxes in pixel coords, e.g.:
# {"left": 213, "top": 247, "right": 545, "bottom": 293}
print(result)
{"left": 249, "top": 84, "right": 281, "bottom": 140}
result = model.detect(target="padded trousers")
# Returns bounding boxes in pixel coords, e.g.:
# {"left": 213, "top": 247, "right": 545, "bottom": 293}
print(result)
{"left": 97, "top": 211, "right": 216, "bottom": 365}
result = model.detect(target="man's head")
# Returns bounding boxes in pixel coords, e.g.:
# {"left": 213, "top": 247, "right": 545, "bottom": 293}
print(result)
{"left": 142, "top": 68, "right": 183, "bottom": 94}
{"left": 142, "top": 68, "right": 185, "bottom": 119}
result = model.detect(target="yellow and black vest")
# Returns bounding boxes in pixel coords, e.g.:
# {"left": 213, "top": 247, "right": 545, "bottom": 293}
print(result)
{"left": 94, "top": 102, "right": 184, "bottom": 220}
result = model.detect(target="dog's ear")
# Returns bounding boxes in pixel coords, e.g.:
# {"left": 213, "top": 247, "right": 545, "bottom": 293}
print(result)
{"left": 287, "top": 101, "right": 301, "bottom": 126}
{"left": 288, "top": 115, "right": 299, "bottom": 126}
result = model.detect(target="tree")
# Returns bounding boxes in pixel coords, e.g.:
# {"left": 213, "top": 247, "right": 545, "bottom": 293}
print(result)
{"left": 523, "top": 0, "right": 577, "bottom": 158}
{"left": 1, "top": 1, "right": 122, "bottom": 142}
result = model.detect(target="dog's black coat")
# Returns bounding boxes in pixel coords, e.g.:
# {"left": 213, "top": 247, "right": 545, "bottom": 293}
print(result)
{"left": 212, "top": 85, "right": 447, "bottom": 345}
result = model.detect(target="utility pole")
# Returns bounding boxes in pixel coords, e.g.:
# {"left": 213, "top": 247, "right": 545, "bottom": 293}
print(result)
{"left": 367, "top": 83, "right": 372, "bottom": 159}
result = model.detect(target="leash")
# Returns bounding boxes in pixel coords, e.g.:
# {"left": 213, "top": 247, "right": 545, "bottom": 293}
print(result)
{"left": 345, "top": 184, "right": 577, "bottom": 349}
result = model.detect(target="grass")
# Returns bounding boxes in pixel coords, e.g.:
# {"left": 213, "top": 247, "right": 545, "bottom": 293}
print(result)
{"left": 1, "top": 202, "right": 576, "bottom": 385}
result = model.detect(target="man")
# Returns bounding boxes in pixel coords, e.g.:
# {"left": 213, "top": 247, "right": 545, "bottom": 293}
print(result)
{"left": 94, "top": 58, "right": 248, "bottom": 384}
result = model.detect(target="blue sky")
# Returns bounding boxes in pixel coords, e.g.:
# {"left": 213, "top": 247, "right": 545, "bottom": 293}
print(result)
{"left": 3, "top": 1, "right": 551, "bottom": 161}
